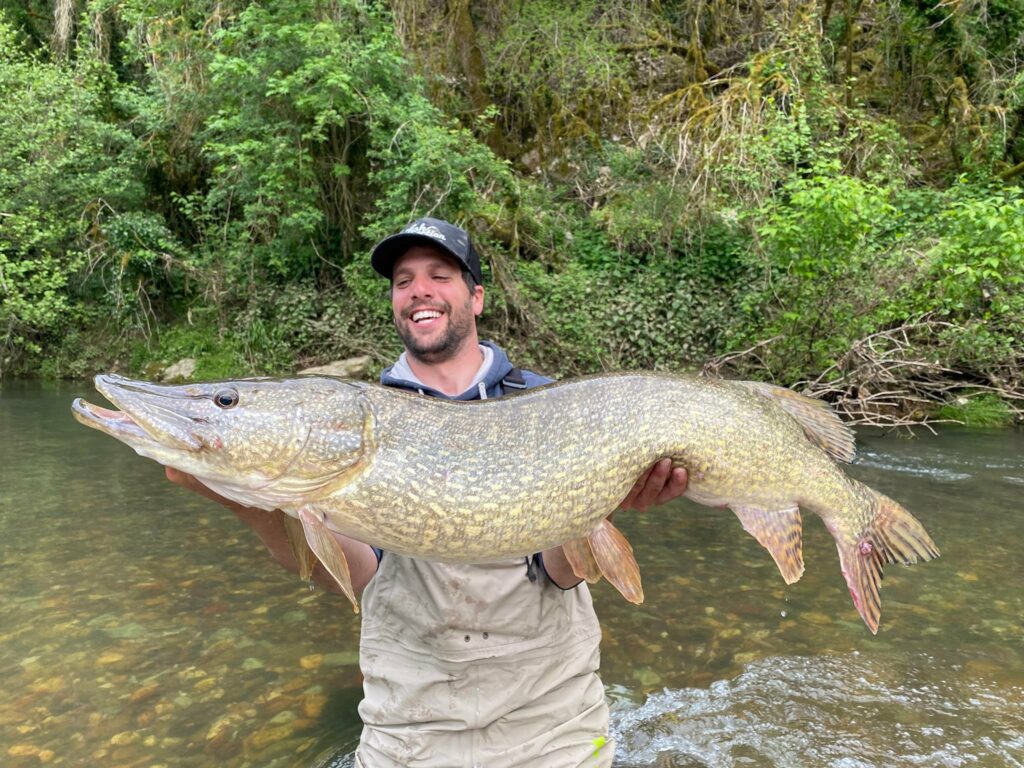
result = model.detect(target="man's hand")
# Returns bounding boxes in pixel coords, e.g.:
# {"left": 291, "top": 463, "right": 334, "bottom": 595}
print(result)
{"left": 165, "top": 467, "right": 378, "bottom": 595}
{"left": 166, "top": 467, "right": 248, "bottom": 511}
{"left": 543, "top": 459, "right": 689, "bottom": 588}
{"left": 619, "top": 458, "right": 688, "bottom": 512}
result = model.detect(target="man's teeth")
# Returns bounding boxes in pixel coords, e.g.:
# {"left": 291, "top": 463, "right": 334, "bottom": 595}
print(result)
{"left": 412, "top": 310, "right": 442, "bottom": 323}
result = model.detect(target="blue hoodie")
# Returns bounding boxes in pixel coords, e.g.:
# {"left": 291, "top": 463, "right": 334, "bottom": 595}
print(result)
{"left": 379, "top": 340, "right": 551, "bottom": 399}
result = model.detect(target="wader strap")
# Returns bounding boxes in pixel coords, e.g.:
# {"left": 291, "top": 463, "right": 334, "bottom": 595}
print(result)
{"left": 525, "top": 554, "right": 541, "bottom": 582}
{"left": 502, "top": 367, "right": 527, "bottom": 391}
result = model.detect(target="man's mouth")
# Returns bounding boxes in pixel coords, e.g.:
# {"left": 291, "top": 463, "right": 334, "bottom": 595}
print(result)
{"left": 411, "top": 309, "right": 443, "bottom": 324}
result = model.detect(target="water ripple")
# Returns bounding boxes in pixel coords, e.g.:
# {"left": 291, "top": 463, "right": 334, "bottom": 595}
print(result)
{"left": 610, "top": 653, "right": 1024, "bottom": 768}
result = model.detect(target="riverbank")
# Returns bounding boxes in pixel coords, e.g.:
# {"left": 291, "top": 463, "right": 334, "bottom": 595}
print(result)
{"left": 2, "top": 2, "right": 1022, "bottom": 426}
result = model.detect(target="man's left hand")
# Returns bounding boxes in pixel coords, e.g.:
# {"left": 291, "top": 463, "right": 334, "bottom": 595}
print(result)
{"left": 619, "top": 458, "right": 688, "bottom": 512}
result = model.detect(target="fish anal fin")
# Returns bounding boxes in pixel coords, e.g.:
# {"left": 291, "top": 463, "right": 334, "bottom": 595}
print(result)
{"left": 736, "top": 381, "right": 856, "bottom": 463}
{"left": 731, "top": 504, "right": 805, "bottom": 585}
{"left": 563, "top": 536, "right": 602, "bottom": 583}
{"left": 298, "top": 508, "right": 359, "bottom": 613}
{"left": 588, "top": 518, "right": 644, "bottom": 604}
{"left": 282, "top": 513, "right": 318, "bottom": 582}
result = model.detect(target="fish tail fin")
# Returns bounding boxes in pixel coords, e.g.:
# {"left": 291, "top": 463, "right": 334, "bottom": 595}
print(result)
{"left": 835, "top": 483, "right": 939, "bottom": 633}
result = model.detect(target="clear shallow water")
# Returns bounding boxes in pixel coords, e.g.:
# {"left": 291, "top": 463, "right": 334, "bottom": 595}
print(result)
{"left": 1, "top": 382, "right": 1022, "bottom": 767}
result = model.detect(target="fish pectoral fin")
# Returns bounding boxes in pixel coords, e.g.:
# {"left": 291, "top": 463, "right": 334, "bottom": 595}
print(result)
{"left": 735, "top": 381, "right": 856, "bottom": 463}
{"left": 282, "top": 512, "right": 318, "bottom": 582}
{"left": 298, "top": 507, "right": 359, "bottom": 614}
{"left": 563, "top": 536, "right": 602, "bottom": 583}
{"left": 587, "top": 518, "right": 644, "bottom": 604}
{"left": 730, "top": 504, "right": 805, "bottom": 585}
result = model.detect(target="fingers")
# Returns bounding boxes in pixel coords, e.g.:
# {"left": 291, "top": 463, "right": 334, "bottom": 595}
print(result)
{"left": 620, "top": 463, "right": 654, "bottom": 509}
{"left": 634, "top": 458, "right": 672, "bottom": 512}
{"left": 165, "top": 466, "right": 194, "bottom": 488}
{"left": 165, "top": 466, "right": 231, "bottom": 506}
{"left": 620, "top": 461, "right": 689, "bottom": 513}
{"left": 656, "top": 467, "right": 688, "bottom": 506}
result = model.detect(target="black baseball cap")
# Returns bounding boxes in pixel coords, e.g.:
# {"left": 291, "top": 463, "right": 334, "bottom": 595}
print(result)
{"left": 370, "top": 217, "right": 484, "bottom": 285}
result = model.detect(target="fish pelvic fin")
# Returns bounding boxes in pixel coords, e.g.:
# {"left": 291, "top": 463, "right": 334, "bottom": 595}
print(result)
{"left": 563, "top": 536, "right": 602, "bottom": 583}
{"left": 588, "top": 518, "right": 644, "bottom": 604}
{"left": 836, "top": 483, "right": 940, "bottom": 634}
{"left": 736, "top": 381, "right": 856, "bottom": 463}
{"left": 730, "top": 504, "right": 805, "bottom": 584}
{"left": 282, "top": 513, "right": 318, "bottom": 582}
{"left": 298, "top": 508, "right": 359, "bottom": 613}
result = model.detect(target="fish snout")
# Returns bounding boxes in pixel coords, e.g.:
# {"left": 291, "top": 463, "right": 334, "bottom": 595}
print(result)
{"left": 91, "top": 375, "right": 203, "bottom": 452}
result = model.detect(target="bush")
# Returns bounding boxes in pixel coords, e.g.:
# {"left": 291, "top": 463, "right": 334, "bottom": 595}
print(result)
{"left": 0, "top": 19, "right": 142, "bottom": 372}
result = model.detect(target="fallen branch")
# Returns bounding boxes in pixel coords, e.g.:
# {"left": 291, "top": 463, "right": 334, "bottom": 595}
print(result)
{"left": 703, "top": 319, "right": 1024, "bottom": 427}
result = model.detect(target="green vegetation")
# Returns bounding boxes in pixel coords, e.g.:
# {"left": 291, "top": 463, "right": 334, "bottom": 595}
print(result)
{"left": 1, "top": 0, "right": 1022, "bottom": 423}
{"left": 936, "top": 394, "right": 1016, "bottom": 428}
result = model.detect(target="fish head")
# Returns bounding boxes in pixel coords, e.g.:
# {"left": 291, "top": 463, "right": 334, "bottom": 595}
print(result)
{"left": 72, "top": 374, "right": 371, "bottom": 508}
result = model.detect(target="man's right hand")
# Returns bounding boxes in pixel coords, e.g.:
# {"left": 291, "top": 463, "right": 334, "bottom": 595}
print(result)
{"left": 166, "top": 467, "right": 247, "bottom": 511}
{"left": 165, "top": 467, "right": 379, "bottom": 596}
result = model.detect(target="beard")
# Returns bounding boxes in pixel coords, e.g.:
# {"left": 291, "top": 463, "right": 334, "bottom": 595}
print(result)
{"left": 395, "top": 294, "right": 476, "bottom": 365}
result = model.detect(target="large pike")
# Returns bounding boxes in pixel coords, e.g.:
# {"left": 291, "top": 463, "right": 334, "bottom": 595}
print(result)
{"left": 72, "top": 373, "right": 938, "bottom": 632}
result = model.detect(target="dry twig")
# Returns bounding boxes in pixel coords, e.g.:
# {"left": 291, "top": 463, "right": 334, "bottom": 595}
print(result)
{"left": 704, "top": 319, "right": 1024, "bottom": 427}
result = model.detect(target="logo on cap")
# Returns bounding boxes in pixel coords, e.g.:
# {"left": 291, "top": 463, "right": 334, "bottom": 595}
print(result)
{"left": 403, "top": 222, "right": 447, "bottom": 241}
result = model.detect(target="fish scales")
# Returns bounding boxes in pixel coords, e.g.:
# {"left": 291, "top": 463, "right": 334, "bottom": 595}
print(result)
{"left": 345, "top": 374, "right": 811, "bottom": 559}
{"left": 72, "top": 372, "right": 939, "bottom": 632}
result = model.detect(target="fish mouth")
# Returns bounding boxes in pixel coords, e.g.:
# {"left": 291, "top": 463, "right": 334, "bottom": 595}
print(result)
{"left": 72, "top": 375, "right": 202, "bottom": 451}
{"left": 72, "top": 398, "right": 151, "bottom": 441}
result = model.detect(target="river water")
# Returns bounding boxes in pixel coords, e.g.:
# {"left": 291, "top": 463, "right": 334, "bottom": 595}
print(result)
{"left": 1, "top": 381, "right": 1022, "bottom": 767}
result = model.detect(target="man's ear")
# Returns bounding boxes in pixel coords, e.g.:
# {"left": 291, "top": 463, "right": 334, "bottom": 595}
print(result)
{"left": 472, "top": 284, "right": 485, "bottom": 317}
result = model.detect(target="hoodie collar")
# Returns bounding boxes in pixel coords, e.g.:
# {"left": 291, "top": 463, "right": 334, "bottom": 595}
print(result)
{"left": 381, "top": 340, "right": 515, "bottom": 400}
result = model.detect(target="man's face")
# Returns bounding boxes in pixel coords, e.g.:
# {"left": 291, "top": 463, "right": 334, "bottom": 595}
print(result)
{"left": 391, "top": 246, "right": 484, "bottom": 364}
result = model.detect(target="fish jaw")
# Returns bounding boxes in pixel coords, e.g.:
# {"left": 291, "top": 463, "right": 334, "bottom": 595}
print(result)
{"left": 78, "top": 375, "right": 204, "bottom": 451}
{"left": 72, "top": 397, "right": 151, "bottom": 442}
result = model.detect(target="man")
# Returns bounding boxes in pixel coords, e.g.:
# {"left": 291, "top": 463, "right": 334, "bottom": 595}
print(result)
{"left": 168, "top": 217, "right": 687, "bottom": 767}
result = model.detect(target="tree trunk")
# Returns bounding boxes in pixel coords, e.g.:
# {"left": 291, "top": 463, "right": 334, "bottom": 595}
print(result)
{"left": 448, "top": 0, "right": 489, "bottom": 115}
{"left": 52, "top": 0, "right": 75, "bottom": 61}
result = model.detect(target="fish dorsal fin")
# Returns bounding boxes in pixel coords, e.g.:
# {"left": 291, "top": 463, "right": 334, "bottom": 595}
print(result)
{"left": 298, "top": 508, "right": 359, "bottom": 613}
{"left": 587, "top": 518, "right": 644, "bottom": 604}
{"left": 563, "top": 536, "right": 602, "bottom": 583}
{"left": 730, "top": 504, "right": 805, "bottom": 585}
{"left": 736, "top": 381, "right": 856, "bottom": 463}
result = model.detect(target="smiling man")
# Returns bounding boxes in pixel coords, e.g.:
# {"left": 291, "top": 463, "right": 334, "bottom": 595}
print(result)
{"left": 169, "top": 216, "right": 687, "bottom": 767}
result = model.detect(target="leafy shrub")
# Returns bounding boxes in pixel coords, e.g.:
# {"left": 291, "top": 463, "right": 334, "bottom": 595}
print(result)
{"left": 735, "top": 168, "right": 912, "bottom": 381}
{"left": 926, "top": 183, "right": 1024, "bottom": 318}
{"left": 0, "top": 19, "right": 142, "bottom": 371}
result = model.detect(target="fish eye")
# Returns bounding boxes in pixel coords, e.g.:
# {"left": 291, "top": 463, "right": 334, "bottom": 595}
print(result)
{"left": 213, "top": 389, "right": 239, "bottom": 409}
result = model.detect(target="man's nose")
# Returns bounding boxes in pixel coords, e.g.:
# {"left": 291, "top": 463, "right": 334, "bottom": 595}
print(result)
{"left": 408, "top": 275, "right": 432, "bottom": 296}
